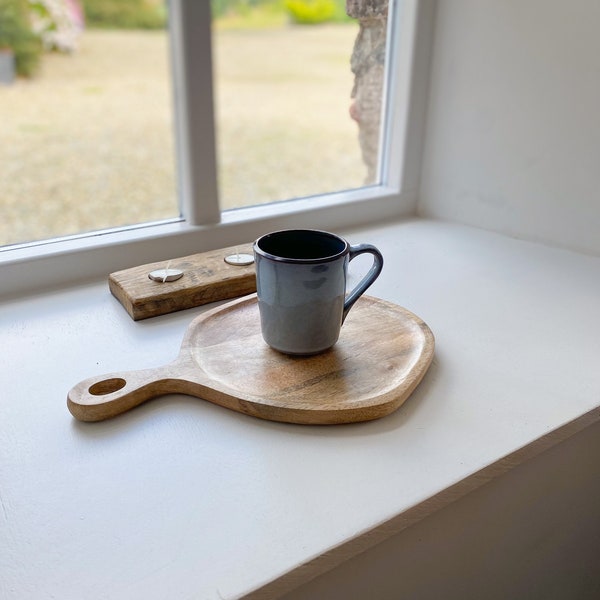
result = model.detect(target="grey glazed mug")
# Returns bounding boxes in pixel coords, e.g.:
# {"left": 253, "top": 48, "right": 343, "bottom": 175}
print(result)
{"left": 253, "top": 229, "right": 384, "bottom": 355}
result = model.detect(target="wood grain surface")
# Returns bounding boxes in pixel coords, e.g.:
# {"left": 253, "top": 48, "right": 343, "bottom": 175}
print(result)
{"left": 108, "top": 244, "right": 256, "bottom": 320}
{"left": 67, "top": 294, "right": 435, "bottom": 424}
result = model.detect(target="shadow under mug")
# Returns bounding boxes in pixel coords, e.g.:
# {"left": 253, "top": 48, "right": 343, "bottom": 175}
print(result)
{"left": 253, "top": 229, "right": 384, "bottom": 355}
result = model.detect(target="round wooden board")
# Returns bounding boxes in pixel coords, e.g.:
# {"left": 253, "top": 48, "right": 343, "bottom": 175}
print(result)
{"left": 68, "top": 295, "right": 435, "bottom": 424}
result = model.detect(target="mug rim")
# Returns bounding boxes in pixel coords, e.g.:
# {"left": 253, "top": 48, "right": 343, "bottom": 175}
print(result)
{"left": 254, "top": 229, "right": 349, "bottom": 264}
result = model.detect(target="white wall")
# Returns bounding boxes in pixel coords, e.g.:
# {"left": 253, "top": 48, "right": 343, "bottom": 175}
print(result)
{"left": 418, "top": 0, "right": 600, "bottom": 256}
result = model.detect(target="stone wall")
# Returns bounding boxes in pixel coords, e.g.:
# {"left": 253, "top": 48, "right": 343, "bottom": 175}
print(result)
{"left": 347, "top": 0, "right": 388, "bottom": 183}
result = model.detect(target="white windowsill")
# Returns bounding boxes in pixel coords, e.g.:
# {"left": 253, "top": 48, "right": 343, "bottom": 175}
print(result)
{"left": 1, "top": 217, "right": 599, "bottom": 599}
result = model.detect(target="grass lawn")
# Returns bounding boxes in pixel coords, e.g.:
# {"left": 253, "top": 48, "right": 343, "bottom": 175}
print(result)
{"left": 0, "top": 24, "right": 365, "bottom": 247}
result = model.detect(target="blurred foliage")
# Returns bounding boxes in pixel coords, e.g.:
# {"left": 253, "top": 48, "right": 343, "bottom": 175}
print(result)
{"left": 81, "top": 0, "right": 166, "bottom": 29}
{"left": 213, "top": 0, "right": 286, "bottom": 29}
{"left": 30, "top": 0, "right": 84, "bottom": 53}
{"left": 212, "top": 0, "right": 265, "bottom": 18}
{"left": 0, "top": 0, "right": 353, "bottom": 79}
{"left": 78, "top": 0, "right": 351, "bottom": 31}
{"left": 285, "top": 0, "right": 335, "bottom": 24}
{"left": 212, "top": 0, "right": 351, "bottom": 27}
{"left": 0, "top": 0, "right": 42, "bottom": 76}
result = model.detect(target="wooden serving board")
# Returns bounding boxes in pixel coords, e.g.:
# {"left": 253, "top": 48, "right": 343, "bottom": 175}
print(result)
{"left": 67, "top": 295, "right": 435, "bottom": 425}
{"left": 109, "top": 244, "right": 256, "bottom": 320}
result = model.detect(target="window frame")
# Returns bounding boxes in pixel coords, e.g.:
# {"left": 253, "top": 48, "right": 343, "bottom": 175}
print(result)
{"left": 0, "top": 0, "right": 431, "bottom": 299}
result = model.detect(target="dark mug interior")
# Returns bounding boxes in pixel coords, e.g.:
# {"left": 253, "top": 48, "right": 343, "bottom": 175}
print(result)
{"left": 255, "top": 230, "right": 347, "bottom": 261}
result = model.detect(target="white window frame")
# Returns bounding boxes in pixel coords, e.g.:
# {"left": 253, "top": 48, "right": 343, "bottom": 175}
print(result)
{"left": 0, "top": 0, "right": 433, "bottom": 299}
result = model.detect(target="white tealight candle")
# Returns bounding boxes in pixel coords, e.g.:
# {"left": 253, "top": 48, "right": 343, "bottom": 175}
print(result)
{"left": 224, "top": 253, "right": 254, "bottom": 266}
{"left": 148, "top": 268, "right": 184, "bottom": 282}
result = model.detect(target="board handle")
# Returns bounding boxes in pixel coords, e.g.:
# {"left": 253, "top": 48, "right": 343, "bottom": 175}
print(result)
{"left": 67, "top": 365, "right": 188, "bottom": 422}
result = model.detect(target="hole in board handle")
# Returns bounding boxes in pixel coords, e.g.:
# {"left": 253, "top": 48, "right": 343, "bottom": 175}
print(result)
{"left": 89, "top": 378, "right": 127, "bottom": 396}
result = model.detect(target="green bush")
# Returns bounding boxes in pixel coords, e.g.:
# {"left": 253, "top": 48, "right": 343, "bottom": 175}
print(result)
{"left": 82, "top": 0, "right": 167, "bottom": 30}
{"left": 0, "top": 0, "right": 42, "bottom": 77}
{"left": 285, "top": 0, "right": 336, "bottom": 24}
{"left": 212, "top": 0, "right": 287, "bottom": 29}
{"left": 212, "top": 1, "right": 351, "bottom": 28}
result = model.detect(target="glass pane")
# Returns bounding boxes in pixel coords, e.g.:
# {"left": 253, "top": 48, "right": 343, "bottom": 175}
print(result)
{"left": 211, "top": 0, "right": 389, "bottom": 211}
{"left": 0, "top": 0, "right": 177, "bottom": 248}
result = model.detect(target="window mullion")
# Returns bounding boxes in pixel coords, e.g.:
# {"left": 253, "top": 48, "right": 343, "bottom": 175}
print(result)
{"left": 170, "top": 0, "right": 220, "bottom": 225}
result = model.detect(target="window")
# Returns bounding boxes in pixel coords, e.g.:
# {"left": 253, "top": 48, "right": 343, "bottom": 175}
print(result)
{"left": 0, "top": 0, "right": 179, "bottom": 247}
{"left": 0, "top": 0, "right": 427, "bottom": 298}
{"left": 212, "top": 4, "right": 377, "bottom": 211}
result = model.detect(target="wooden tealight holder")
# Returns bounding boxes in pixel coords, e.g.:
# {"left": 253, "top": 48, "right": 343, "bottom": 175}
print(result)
{"left": 108, "top": 244, "right": 256, "bottom": 320}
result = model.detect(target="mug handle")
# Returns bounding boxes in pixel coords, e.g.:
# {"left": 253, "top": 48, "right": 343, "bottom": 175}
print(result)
{"left": 343, "top": 244, "right": 384, "bottom": 322}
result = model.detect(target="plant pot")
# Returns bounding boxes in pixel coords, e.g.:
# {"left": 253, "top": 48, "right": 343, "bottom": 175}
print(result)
{"left": 0, "top": 48, "right": 16, "bottom": 85}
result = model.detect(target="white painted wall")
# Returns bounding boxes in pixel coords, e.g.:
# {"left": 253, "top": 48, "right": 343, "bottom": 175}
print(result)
{"left": 418, "top": 0, "right": 600, "bottom": 256}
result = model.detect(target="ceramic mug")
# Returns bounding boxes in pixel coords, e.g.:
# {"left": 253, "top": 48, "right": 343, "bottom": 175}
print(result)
{"left": 253, "top": 229, "right": 384, "bottom": 355}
